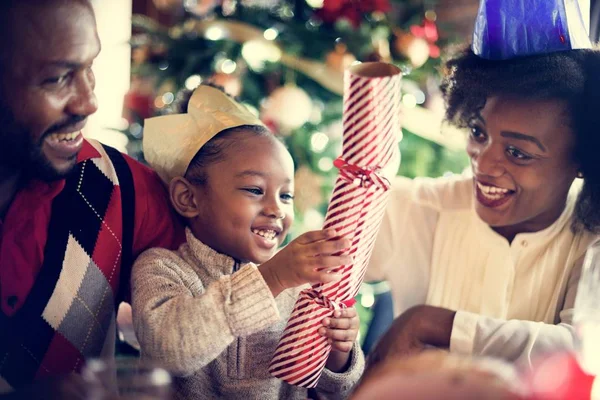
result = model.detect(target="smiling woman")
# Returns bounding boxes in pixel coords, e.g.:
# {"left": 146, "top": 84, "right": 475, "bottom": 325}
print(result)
{"left": 364, "top": 43, "right": 600, "bottom": 371}
{"left": 443, "top": 46, "right": 600, "bottom": 237}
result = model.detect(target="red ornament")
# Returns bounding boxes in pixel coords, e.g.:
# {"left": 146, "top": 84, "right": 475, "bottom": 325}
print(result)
{"left": 409, "top": 17, "right": 440, "bottom": 58}
{"left": 316, "top": 0, "right": 391, "bottom": 28}
{"left": 523, "top": 352, "right": 596, "bottom": 400}
{"left": 123, "top": 90, "right": 154, "bottom": 122}
{"left": 123, "top": 76, "right": 156, "bottom": 122}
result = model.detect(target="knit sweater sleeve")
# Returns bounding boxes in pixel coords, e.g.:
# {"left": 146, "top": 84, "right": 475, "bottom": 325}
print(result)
{"left": 131, "top": 248, "right": 280, "bottom": 376}
{"left": 314, "top": 341, "right": 366, "bottom": 399}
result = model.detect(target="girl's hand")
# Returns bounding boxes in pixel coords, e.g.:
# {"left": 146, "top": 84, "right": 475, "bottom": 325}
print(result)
{"left": 322, "top": 308, "right": 360, "bottom": 372}
{"left": 258, "top": 229, "right": 352, "bottom": 297}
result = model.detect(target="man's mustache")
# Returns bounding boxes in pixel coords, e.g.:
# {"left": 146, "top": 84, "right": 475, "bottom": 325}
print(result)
{"left": 43, "top": 115, "right": 87, "bottom": 138}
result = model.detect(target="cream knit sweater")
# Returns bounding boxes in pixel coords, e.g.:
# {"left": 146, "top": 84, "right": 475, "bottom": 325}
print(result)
{"left": 132, "top": 229, "right": 364, "bottom": 400}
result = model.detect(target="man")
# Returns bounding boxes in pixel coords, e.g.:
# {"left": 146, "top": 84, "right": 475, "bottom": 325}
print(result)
{"left": 0, "top": 0, "right": 183, "bottom": 397}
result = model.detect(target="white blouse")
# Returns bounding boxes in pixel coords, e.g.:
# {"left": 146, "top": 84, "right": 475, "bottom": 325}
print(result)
{"left": 366, "top": 174, "right": 598, "bottom": 366}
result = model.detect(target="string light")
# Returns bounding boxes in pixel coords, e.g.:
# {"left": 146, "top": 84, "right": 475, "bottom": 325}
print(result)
{"left": 360, "top": 291, "right": 375, "bottom": 308}
{"left": 242, "top": 40, "right": 281, "bottom": 71}
{"left": 154, "top": 96, "right": 165, "bottom": 109}
{"left": 263, "top": 28, "right": 279, "bottom": 41}
{"left": 310, "top": 132, "right": 329, "bottom": 153}
{"left": 162, "top": 92, "right": 174, "bottom": 105}
{"left": 185, "top": 75, "right": 202, "bottom": 90}
{"left": 205, "top": 26, "right": 226, "bottom": 41}
{"left": 318, "top": 157, "right": 333, "bottom": 172}
{"left": 402, "top": 93, "right": 417, "bottom": 108}
{"left": 414, "top": 90, "right": 426, "bottom": 105}
{"left": 220, "top": 59, "right": 237, "bottom": 74}
{"left": 306, "top": 0, "right": 324, "bottom": 8}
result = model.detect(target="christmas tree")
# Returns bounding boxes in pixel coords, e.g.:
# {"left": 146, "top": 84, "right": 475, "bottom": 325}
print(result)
{"left": 125, "top": 0, "right": 467, "bottom": 230}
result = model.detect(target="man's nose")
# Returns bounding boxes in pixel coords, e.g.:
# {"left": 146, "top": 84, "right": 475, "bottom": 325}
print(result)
{"left": 66, "top": 69, "right": 98, "bottom": 117}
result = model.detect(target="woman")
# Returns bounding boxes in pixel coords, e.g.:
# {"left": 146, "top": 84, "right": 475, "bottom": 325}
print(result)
{"left": 365, "top": 43, "right": 600, "bottom": 368}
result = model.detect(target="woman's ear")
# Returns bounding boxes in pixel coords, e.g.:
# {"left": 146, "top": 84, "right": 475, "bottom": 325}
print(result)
{"left": 169, "top": 177, "right": 202, "bottom": 218}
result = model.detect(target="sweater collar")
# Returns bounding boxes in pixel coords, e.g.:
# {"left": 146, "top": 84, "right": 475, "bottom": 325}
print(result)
{"left": 183, "top": 228, "right": 247, "bottom": 277}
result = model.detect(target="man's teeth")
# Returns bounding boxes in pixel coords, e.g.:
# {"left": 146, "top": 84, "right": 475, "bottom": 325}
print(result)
{"left": 477, "top": 182, "right": 512, "bottom": 200}
{"left": 46, "top": 132, "right": 79, "bottom": 143}
{"left": 252, "top": 229, "right": 277, "bottom": 240}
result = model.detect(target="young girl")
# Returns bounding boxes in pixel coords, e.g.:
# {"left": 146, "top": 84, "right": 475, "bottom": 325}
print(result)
{"left": 131, "top": 85, "right": 364, "bottom": 399}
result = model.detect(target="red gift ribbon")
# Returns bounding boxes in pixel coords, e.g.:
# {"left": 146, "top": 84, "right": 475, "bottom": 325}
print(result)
{"left": 333, "top": 157, "right": 391, "bottom": 190}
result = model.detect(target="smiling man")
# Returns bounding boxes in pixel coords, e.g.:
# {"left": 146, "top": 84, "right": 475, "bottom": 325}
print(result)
{"left": 0, "top": 0, "right": 183, "bottom": 397}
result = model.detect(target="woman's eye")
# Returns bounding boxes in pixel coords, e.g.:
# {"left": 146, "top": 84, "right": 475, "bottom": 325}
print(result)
{"left": 506, "top": 146, "right": 533, "bottom": 161}
{"left": 469, "top": 126, "right": 487, "bottom": 142}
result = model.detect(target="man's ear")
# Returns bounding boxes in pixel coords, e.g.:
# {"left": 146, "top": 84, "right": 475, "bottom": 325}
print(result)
{"left": 169, "top": 177, "right": 202, "bottom": 218}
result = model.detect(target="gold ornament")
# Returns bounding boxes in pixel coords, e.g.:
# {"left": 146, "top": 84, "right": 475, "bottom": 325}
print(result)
{"left": 261, "top": 85, "right": 313, "bottom": 134}
{"left": 393, "top": 30, "right": 430, "bottom": 68}
{"left": 185, "top": 0, "right": 219, "bottom": 18}
{"left": 208, "top": 73, "right": 242, "bottom": 98}
{"left": 293, "top": 166, "right": 324, "bottom": 214}
{"left": 372, "top": 37, "right": 392, "bottom": 63}
{"left": 153, "top": 0, "right": 182, "bottom": 12}
{"left": 325, "top": 44, "right": 357, "bottom": 73}
{"left": 131, "top": 46, "right": 151, "bottom": 65}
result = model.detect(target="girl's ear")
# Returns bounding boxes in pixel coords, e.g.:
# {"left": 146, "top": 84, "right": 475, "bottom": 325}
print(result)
{"left": 169, "top": 177, "right": 202, "bottom": 218}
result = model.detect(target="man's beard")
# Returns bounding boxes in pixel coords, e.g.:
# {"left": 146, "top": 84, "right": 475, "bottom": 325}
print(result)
{"left": 0, "top": 105, "right": 80, "bottom": 182}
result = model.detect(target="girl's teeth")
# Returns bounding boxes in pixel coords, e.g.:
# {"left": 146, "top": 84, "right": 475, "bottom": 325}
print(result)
{"left": 252, "top": 229, "right": 276, "bottom": 240}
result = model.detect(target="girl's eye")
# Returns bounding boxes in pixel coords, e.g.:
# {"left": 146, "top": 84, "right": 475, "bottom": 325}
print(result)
{"left": 281, "top": 193, "right": 294, "bottom": 202}
{"left": 469, "top": 126, "right": 487, "bottom": 142}
{"left": 243, "top": 188, "right": 263, "bottom": 195}
{"left": 506, "top": 146, "right": 533, "bottom": 161}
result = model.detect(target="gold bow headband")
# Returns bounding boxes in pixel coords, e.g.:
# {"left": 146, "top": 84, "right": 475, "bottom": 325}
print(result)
{"left": 143, "top": 85, "right": 265, "bottom": 184}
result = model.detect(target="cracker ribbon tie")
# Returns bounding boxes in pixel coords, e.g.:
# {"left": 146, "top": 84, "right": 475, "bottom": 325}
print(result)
{"left": 334, "top": 157, "right": 390, "bottom": 190}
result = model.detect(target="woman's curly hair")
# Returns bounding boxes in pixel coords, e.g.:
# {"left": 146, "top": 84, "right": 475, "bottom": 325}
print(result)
{"left": 441, "top": 45, "right": 600, "bottom": 233}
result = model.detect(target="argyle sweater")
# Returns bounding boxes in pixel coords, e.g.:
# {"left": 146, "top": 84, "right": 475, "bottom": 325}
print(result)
{"left": 0, "top": 142, "right": 134, "bottom": 392}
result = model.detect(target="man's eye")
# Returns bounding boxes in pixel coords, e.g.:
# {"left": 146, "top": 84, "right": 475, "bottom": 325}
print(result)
{"left": 43, "top": 74, "right": 68, "bottom": 86}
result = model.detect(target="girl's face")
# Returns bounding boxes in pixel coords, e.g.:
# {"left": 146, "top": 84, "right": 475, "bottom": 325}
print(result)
{"left": 190, "top": 133, "right": 295, "bottom": 264}
{"left": 467, "top": 96, "right": 579, "bottom": 239}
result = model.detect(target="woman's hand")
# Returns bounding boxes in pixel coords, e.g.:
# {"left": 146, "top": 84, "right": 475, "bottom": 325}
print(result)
{"left": 367, "top": 305, "right": 456, "bottom": 369}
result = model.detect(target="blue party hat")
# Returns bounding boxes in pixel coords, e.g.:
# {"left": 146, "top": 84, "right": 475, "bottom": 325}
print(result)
{"left": 472, "top": 0, "right": 592, "bottom": 60}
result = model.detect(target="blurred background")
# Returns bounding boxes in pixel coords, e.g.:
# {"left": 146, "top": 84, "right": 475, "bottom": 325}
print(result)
{"left": 86, "top": 0, "right": 600, "bottom": 353}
